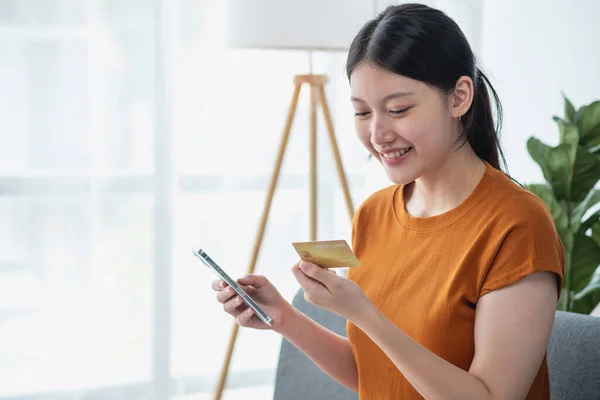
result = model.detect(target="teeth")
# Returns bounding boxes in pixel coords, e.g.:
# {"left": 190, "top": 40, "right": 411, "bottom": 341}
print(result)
{"left": 383, "top": 148, "right": 411, "bottom": 158}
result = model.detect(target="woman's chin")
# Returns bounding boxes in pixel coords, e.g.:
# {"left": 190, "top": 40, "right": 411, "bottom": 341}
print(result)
{"left": 384, "top": 164, "right": 418, "bottom": 186}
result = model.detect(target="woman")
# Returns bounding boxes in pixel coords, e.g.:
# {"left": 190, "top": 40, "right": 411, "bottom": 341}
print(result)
{"left": 212, "top": 4, "right": 564, "bottom": 399}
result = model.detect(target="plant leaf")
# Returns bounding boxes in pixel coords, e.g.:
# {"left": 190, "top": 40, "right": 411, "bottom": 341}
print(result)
{"left": 578, "top": 100, "right": 600, "bottom": 144}
{"left": 558, "top": 121, "right": 579, "bottom": 146}
{"left": 580, "top": 209, "right": 600, "bottom": 236}
{"left": 526, "top": 137, "right": 553, "bottom": 183}
{"left": 562, "top": 232, "right": 575, "bottom": 267}
{"left": 571, "top": 233, "right": 600, "bottom": 293}
{"left": 525, "top": 138, "right": 596, "bottom": 203}
{"left": 572, "top": 189, "right": 600, "bottom": 233}
{"left": 553, "top": 115, "right": 570, "bottom": 127}
{"left": 570, "top": 292, "right": 600, "bottom": 315}
{"left": 545, "top": 144, "right": 576, "bottom": 201}
{"left": 573, "top": 266, "right": 600, "bottom": 307}
{"left": 553, "top": 115, "right": 568, "bottom": 124}
{"left": 573, "top": 270, "right": 600, "bottom": 301}
{"left": 584, "top": 135, "right": 600, "bottom": 155}
{"left": 563, "top": 92, "right": 576, "bottom": 122}
{"left": 526, "top": 184, "right": 569, "bottom": 237}
{"left": 593, "top": 220, "right": 600, "bottom": 248}
{"left": 574, "top": 105, "right": 587, "bottom": 125}
{"left": 570, "top": 147, "right": 600, "bottom": 204}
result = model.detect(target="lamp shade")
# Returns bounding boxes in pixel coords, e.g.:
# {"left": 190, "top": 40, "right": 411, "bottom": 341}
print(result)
{"left": 224, "top": 0, "right": 375, "bottom": 51}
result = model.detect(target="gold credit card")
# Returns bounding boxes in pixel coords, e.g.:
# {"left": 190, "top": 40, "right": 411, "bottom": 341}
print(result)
{"left": 291, "top": 239, "right": 360, "bottom": 268}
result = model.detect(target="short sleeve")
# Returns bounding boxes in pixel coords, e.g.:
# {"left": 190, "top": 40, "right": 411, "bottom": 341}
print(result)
{"left": 479, "top": 196, "right": 565, "bottom": 298}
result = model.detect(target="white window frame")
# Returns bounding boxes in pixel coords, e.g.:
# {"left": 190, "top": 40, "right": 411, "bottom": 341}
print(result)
{"left": 0, "top": 0, "right": 367, "bottom": 398}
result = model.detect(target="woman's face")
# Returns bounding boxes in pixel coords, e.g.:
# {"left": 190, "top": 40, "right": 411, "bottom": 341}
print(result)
{"left": 349, "top": 63, "right": 463, "bottom": 185}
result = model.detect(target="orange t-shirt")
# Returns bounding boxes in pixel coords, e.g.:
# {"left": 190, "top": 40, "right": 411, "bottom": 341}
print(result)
{"left": 346, "top": 161, "right": 565, "bottom": 399}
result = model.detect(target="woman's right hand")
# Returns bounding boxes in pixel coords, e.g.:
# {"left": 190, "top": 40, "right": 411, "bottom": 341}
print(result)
{"left": 212, "top": 274, "right": 293, "bottom": 331}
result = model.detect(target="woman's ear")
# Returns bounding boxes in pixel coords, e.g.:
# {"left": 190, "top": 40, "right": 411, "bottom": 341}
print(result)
{"left": 449, "top": 75, "right": 474, "bottom": 119}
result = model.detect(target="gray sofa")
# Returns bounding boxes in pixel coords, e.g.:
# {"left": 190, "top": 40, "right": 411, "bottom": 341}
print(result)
{"left": 274, "top": 289, "right": 600, "bottom": 400}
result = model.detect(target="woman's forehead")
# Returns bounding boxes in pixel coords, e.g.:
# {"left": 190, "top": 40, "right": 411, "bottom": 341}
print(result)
{"left": 350, "top": 65, "right": 426, "bottom": 100}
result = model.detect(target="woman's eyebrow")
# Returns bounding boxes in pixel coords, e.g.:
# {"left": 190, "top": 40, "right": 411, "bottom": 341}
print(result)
{"left": 350, "top": 91, "right": 415, "bottom": 103}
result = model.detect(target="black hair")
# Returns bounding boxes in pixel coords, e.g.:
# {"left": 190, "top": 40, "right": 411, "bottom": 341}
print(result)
{"left": 346, "top": 3, "right": 507, "bottom": 172}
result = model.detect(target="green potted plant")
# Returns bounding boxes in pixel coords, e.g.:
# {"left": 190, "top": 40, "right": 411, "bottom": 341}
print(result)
{"left": 526, "top": 94, "right": 600, "bottom": 314}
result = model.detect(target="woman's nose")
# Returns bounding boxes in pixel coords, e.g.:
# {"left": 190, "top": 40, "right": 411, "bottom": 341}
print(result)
{"left": 370, "top": 116, "right": 396, "bottom": 145}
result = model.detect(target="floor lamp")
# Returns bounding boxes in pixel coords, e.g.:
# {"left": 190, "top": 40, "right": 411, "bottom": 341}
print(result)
{"left": 215, "top": 2, "right": 375, "bottom": 399}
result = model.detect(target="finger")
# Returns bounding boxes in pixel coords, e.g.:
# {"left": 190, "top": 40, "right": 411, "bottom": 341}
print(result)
{"left": 216, "top": 285, "right": 237, "bottom": 303}
{"left": 292, "top": 263, "right": 325, "bottom": 291}
{"left": 291, "top": 266, "right": 329, "bottom": 306}
{"left": 237, "top": 274, "right": 269, "bottom": 289}
{"left": 211, "top": 279, "right": 227, "bottom": 291}
{"left": 236, "top": 307, "right": 255, "bottom": 326}
{"left": 223, "top": 295, "right": 246, "bottom": 314}
{"left": 216, "top": 282, "right": 258, "bottom": 303}
{"left": 325, "top": 268, "right": 337, "bottom": 275}
{"left": 299, "top": 261, "right": 336, "bottom": 285}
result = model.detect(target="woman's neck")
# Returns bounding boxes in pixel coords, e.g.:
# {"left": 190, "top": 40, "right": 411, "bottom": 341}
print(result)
{"left": 404, "top": 147, "right": 486, "bottom": 218}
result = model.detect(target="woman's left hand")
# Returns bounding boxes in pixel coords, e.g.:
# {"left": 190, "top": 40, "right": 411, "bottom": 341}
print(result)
{"left": 291, "top": 260, "right": 375, "bottom": 322}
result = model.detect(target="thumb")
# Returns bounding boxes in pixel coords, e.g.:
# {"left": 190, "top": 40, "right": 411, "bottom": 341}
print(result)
{"left": 237, "top": 274, "right": 269, "bottom": 288}
{"left": 299, "top": 261, "right": 335, "bottom": 285}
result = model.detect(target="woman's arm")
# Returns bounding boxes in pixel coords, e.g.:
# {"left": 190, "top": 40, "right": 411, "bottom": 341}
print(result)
{"left": 276, "top": 307, "right": 359, "bottom": 392}
{"left": 212, "top": 272, "right": 358, "bottom": 391}
{"left": 353, "top": 271, "right": 558, "bottom": 400}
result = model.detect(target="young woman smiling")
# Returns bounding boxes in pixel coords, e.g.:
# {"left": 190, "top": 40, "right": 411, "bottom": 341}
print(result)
{"left": 212, "top": 4, "right": 564, "bottom": 399}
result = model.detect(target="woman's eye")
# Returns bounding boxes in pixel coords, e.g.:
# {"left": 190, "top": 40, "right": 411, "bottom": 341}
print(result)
{"left": 390, "top": 107, "right": 410, "bottom": 116}
{"left": 354, "top": 111, "right": 370, "bottom": 118}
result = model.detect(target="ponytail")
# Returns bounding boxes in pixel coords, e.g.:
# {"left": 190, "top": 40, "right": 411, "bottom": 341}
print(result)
{"left": 461, "top": 69, "right": 506, "bottom": 171}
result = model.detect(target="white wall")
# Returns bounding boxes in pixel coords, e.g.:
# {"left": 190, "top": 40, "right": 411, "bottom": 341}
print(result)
{"left": 480, "top": 0, "right": 600, "bottom": 184}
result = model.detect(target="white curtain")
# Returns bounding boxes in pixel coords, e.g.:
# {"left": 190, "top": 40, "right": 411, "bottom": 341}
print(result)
{"left": 0, "top": 1, "right": 376, "bottom": 398}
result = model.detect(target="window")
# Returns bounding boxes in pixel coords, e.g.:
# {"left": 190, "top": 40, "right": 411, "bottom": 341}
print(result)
{"left": 0, "top": 1, "right": 378, "bottom": 399}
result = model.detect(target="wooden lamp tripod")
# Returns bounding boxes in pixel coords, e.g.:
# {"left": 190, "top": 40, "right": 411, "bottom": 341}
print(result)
{"left": 213, "top": 73, "right": 356, "bottom": 399}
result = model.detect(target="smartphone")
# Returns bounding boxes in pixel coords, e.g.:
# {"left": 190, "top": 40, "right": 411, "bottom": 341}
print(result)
{"left": 193, "top": 248, "right": 273, "bottom": 326}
